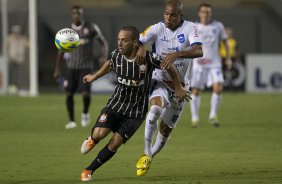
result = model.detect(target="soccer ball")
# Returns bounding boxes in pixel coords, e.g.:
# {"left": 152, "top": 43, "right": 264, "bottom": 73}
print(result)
{"left": 55, "top": 28, "right": 79, "bottom": 52}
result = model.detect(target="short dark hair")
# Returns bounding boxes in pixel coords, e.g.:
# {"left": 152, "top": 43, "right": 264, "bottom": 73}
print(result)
{"left": 198, "top": 3, "right": 212, "bottom": 11}
{"left": 166, "top": 0, "right": 183, "bottom": 12}
{"left": 120, "top": 26, "right": 140, "bottom": 41}
{"left": 72, "top": 5, "right": 83, "bottom": 13}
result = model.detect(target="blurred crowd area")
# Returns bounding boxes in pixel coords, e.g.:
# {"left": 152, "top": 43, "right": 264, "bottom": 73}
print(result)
{"left": 0, "top": 0, "right": 282, "bottom": 92}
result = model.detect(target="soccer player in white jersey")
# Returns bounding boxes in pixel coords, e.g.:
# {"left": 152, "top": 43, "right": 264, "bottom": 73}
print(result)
{"left": 189, "top": 3, "right": 232, "bottom": 128}
{"left": 135, "top": 0, "right": 203, "bottom": 176}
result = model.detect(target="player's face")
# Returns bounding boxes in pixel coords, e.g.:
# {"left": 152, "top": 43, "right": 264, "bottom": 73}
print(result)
{"left": 163, "top": 5, "right": 182, "bottom": 30}
{"left": 71, "top": 8, "right": 83, "bottom": 25}
{"left": 198, "top": 6, "right": 212, "bottom": 24}
{"left": 225, "top": 27, "right": 233, "bottom": 38}
{"left": 118, "top": 30, "right": 134, "bottom": 55}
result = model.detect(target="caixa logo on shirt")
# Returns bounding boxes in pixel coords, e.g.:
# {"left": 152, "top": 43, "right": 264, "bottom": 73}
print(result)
{"left": 177, "top": 34, "right": 185, "bottom": 43}
{"left": 117, "top": 77, "right": 144, "bottom": 86}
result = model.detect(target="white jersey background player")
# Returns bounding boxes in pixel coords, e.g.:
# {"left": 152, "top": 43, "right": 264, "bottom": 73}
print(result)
{"left": 189, "top": 3, "right": 232, "bottom": 128}
{"left": 135, "top": 0, "right": 203, "bottom": 176}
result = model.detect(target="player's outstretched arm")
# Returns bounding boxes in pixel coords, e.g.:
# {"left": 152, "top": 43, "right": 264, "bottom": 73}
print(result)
{"left": 166, "top": 65, "right": 192, "bottom": 102}
{"left": 83, "top": 60, "right": 112, "bottom": 83}
{"left": 136, "top": 45, "right": 146, "bottom": 64}
{"left": 161, "top": 44, "right": 203, "bottom": 69}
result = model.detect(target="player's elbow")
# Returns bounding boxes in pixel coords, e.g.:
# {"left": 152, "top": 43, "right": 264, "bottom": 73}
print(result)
{"left": 196, "top": 47, "right": 203, "bottom": 58}
{"left": 191, "top": 45, "right": 203, "bottom": 58}
{"left": 198, "top": 49, "right": 203, "bottom": 57}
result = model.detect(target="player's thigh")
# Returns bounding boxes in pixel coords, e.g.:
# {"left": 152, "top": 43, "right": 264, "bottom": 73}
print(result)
{"left": 93, "top": 107, "right": 120, "bottom": 134}
{"left": 150, "top": 81, "right": 170, "bottom": 108}
{"left": 117, "top": 117, "right": 145, "bottom": 143}
{"left": 207, "top": 67, "right": 224, "bottom": 88}
{"left": 191, "top": 67, "right": 208, "bottom": 90}
{"left": 160, "top": 100, "right": 186, "bottom": 128}
{"left": 212, "top": 82, "right": 223, "bottom": 93}
{"left": 64, "top": 68, "right": 78, "bottom": 93}
{"left": 92, "top": 127, "right": 111, "bottom": 141}
{"left": 78, "top": 69, "right": 91, "bottom": 93}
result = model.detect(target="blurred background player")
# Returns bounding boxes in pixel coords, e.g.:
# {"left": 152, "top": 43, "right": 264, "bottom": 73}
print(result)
{"left": 53, "top": 5, "right": 108, "bottom": 129}
{"left": 136, "top": 0, "right": 203, "bottom": 176}
{"left": 220, "top": 26, "right": 241, "bottom": 87}
{"left": 7, "top": 25, "right": 29, "bottom": 95}
{"left": 79, "top": 26, "right": 188, "bottom": 182}
{"left": 189, "top": 3, "right": 232, "bottom": 128}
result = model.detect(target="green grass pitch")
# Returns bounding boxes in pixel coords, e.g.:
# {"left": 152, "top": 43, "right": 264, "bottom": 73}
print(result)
{"left": 0, "top": 93, "right": 282, "bottom": 184}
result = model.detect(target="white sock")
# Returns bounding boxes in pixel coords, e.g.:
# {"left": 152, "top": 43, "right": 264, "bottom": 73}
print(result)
{"left": 144, "top": 105, "right": 162, "bottom": 157}
{"left": 190, "top": 94, "right": 201, "bottom": 122}
{"left": 209, "top": 92, "right": 222, "bottom": 119}
{"left": 152, "top": 131, "right": 169, "bottom": 158}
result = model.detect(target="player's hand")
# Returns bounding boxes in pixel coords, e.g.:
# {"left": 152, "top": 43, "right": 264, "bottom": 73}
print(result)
{"left": 161, "top": 52, "right": 179, "bottom": 69}
{"left": 53, "top": 70, "right": 61, "bottom": 80}
{"left": 83, "top": 74, "right": 95, "bottom": 83}
{"left": 175, "top": 87, "right": 192, "bottom": 102}
{"left": 136, "top": 45, "right": 146, "bottom": 65}
{"left": 225, "top": 58, "right": 232, "bottom": 70}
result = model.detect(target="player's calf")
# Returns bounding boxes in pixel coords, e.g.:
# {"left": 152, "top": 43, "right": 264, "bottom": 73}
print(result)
{"left": 144, "top": 105, "right": 163, "bottom": 156}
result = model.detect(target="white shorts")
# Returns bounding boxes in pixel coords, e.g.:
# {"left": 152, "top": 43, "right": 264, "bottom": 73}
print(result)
{"left": 150, "top": 80, "right": 186, "bottom": 128}
{"left": 191, "top": 67, "right": 224, "bottom": 90}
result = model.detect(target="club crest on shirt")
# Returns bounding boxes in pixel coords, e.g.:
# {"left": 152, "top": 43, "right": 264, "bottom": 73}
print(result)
{"left": 177, "top": 34, "right": 185, "bottom": 43}
{"left": 99, "top": 113, "right": 108, "bottom": 123}
{"left": 139, "top": 64, "right": 147, "bottom": 73}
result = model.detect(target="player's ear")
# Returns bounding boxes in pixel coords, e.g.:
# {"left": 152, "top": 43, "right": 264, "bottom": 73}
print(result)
{"left": 133, "top": 39, "right": 139, "bottom": 48}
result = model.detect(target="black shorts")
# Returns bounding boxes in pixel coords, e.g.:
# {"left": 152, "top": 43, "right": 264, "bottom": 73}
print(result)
{"left": 64, "top": 68, "right": 92, "bottom": 93}
{"left": 93, "top": 107, "right": 144, "bottom": 143}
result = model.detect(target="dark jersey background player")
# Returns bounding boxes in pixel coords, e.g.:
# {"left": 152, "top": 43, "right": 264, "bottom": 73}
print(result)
{"left": 79, "top": 26, "right": 190, "bottom": 182}
{"left": 53, "top": 5, "right": 108, "bottom": 129}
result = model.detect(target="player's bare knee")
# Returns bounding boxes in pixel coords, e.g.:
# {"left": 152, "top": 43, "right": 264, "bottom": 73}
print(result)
{"left": 192, "top": 88, "right": 201, "bottom": 96}
{"left": 150, "top": 96, "right": 164, "bottom": 107}
{"left": 92, "top": 127, "right": 109, "bottom": 143}
{"left": 108, "top": 134, "right": 123, "bottom": 151}
{"left": 213, "top": 83, "right": 223, "bottom": 94}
